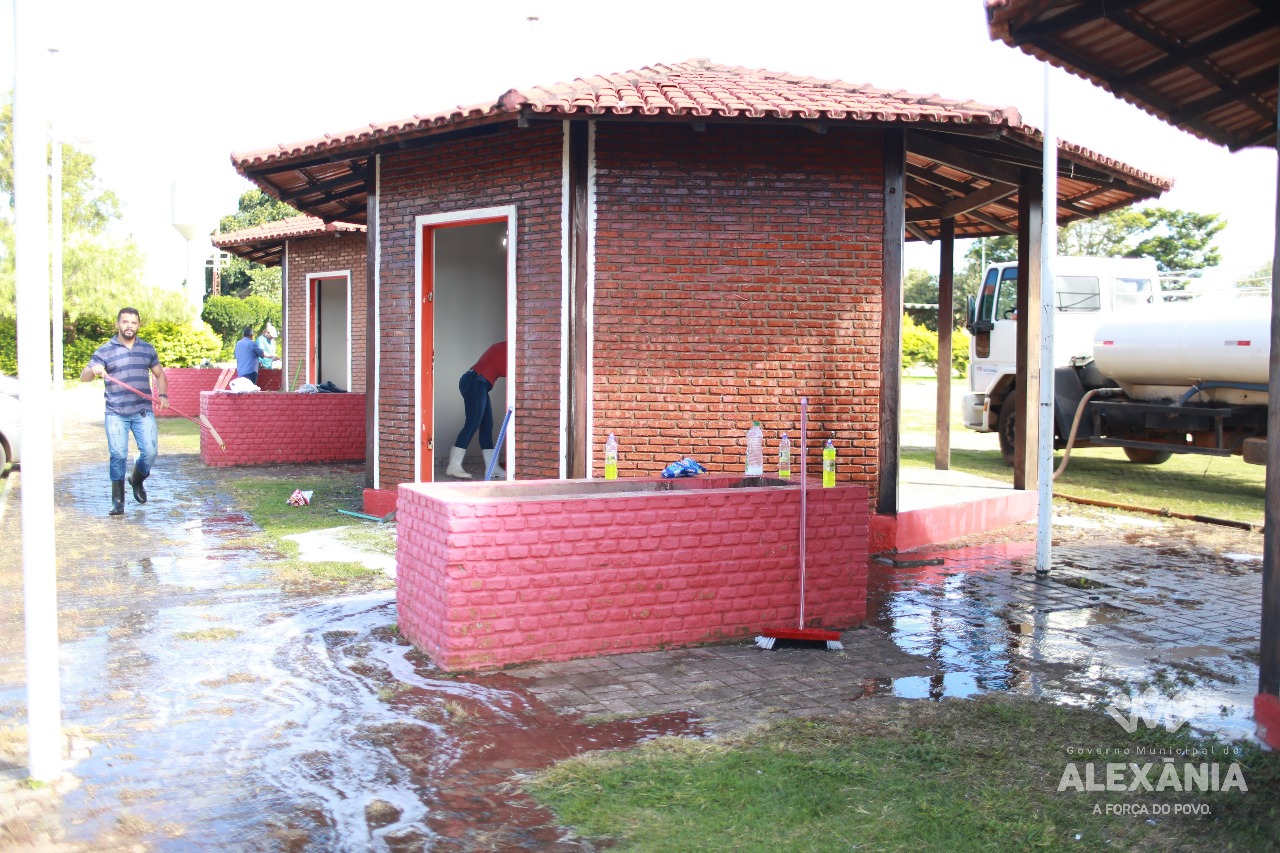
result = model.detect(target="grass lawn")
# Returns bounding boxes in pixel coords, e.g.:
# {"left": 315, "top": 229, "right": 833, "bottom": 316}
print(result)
{"left": 898, "top": 377, "right": 1265, "bottom": 526}
{"left": 526, "top": 696, "right": 1280, "bottom": 853}
{"left": 158, "top": 419, "right": 394, "bottom": 588}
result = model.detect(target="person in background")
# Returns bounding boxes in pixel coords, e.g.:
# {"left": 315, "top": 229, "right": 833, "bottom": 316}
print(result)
{"left": 256, "top": 322, "right": 278, "bottom": 372}
{"left": 446, "top": 341, "right": 507, "bottom": 480}
{"left": 80, "top": 307, "right": 169, "bottom": 516}
{"left": 234, "top": 326, "right": 264, "bottom": 386}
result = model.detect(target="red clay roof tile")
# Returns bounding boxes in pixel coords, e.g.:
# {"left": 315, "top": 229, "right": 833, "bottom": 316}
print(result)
{"left": 212, "top": 215, "right": 365, "bottom": 247}
{"left": 232, "top": 59, "right": 1024, "bottom": 169}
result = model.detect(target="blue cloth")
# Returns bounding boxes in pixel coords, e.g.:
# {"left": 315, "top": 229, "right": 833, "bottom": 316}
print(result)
{"left": 89, "top": 336, "right": 160, "bottom": 417}
{"left": 454, "top": 370, "right": 495, "bottom": 451}
{"left": 105, "top": 411, "right": 157, "bottom": 481}
{"left": 256, "top": 334, "right": 276, "bottom": 369}
{"left": 234, "top": 336, "right": 264, "bottom": 378}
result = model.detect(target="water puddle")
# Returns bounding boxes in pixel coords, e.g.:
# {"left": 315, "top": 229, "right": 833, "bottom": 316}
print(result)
{"left": 2, "top": 454, "right": 701, "bottom": 851}
{"left": 866, "top": 543, "right": 1262, "bottom": 742}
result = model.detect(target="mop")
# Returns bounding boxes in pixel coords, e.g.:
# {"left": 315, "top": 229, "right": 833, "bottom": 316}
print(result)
{"left": 102, "top": 373, "right": 227, "bottom": 451}
{"left": 483, "top": 407, "right": 514, "bottom": 482}
{"left": 755, "top": 396, "right": 843, "bottom": 650}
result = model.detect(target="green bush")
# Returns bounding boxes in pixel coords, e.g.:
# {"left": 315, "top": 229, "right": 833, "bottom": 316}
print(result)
{"left": 139, "top": 321, "right": 222, "bottom": 368}
{"left": 952, "top": 328, "right": 970, "bottom": 378}
{"left": 63, "top": 336, "right": 103, "bottom": 379}
{"left": 902, "top": 314, "right": 938, "bottom": 370}
{"left": 202, "top": 295, "right": 281, "bottom": 350}
{"left": 0, "top": 316, "right": 15, "bottom": 375}
{"left": 902, "top": 315, "right": 970, "bottom": 378}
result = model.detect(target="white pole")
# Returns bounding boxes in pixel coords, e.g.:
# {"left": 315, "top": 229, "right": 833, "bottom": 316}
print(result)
{"left": 1036, "top": 65, "right": 1058, "bottom": 576}
{"left": 14, "top": 0, "right": 63, "bottom": 782}
{"left": 50, "top": 120, "right": 63, "bottom": 440}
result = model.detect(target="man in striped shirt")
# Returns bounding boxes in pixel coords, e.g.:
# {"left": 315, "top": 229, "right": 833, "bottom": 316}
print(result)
{"left": 80, "top": 307, "right": 170, "bottom": 516}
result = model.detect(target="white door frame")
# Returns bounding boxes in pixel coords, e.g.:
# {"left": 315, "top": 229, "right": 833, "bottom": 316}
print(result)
{"left": 413, "top": 205, "right": 518, "bottom": 482}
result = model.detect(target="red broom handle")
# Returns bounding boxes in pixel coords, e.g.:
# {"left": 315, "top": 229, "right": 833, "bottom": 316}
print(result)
{"left": 100, "top": 373, "right": 226, "bottom": 450}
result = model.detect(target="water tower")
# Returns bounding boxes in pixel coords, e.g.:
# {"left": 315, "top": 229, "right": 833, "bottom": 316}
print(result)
{"left": 171, "top": 181, "right": 217, "bottom": 316}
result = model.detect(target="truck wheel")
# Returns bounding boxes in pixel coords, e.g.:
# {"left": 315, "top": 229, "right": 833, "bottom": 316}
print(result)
{"left": 997, "top": 398, "right": 1016, "bottom": 467}
{"left": 1123, "top": 447, "right": 1172, "bottom": 465}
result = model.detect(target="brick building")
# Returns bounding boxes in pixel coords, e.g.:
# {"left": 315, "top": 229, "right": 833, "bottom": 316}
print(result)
{"left": 229, "top": 60, "right": 1169, "bottom": 515}
{"left": 212, "top": 216, "right": 368, "bottom": 393}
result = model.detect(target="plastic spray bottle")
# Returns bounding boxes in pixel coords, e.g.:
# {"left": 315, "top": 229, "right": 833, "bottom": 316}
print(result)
{"left": 604, "top": 433, "right": 618, "bottom": 480}
{"left": 778, "top": 432, "right": 791, "bottom": 480}
{"left": 745, "top": 421, "right": 764, "bottom": 476}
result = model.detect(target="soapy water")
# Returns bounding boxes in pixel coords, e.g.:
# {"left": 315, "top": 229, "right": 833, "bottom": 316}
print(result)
{"left": 864, "top": 542, "right": 1262, "bottom": 743}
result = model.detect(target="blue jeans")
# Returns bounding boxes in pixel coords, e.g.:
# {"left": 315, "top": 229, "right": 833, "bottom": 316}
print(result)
{"left": 105, "top": 411, "right": 157, "bottom": 481}
{"left": 454, "top": 371, "right": 494, "bottom": 451}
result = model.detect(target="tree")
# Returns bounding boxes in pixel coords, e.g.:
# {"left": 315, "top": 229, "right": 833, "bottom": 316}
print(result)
{"left": 213, "top": 190, "right": 299, "bottom": 297}
{"left": 1057, "top": 209, "right": 1148, "bottom": 257}
{"left": 1128, "top": 207, "right": 1225, "bottom": 272}
{"left": 0, "top": 93, "right": 186, "bottom": 323}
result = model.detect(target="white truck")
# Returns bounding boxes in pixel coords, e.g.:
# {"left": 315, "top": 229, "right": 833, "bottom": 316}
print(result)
{"left": 963, "top": 255, "right": 1269, "bottom": 467}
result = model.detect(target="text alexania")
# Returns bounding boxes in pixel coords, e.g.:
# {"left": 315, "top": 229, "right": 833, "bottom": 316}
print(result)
{"left": 1058, "top": 760, "right": 1247, "bottom": 793}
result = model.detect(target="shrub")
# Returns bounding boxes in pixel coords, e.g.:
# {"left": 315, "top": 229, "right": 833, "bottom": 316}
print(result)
{"left": 0, "top": 316, "right": 15, "bottom": 375}
{"left": 202, "top": 295, "right": 281, "bottom": 350}
{"left": 63, "top": 336, "right": 103, "bottom": 379}
{"left": 901, "top": 315, "right": 970, "bottom": 378}
{"left": 139, "top": 321, "right": 222, "bottom": 368}
{"left": 902, "top": 314, "right": 938, "bottom": 370}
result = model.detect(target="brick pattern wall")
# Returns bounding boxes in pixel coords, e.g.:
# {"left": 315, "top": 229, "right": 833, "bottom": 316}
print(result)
{"left": 283, "top": 231, "right": 368, "bottom": 393}
{"left": 377, "top": 123, "right": 565, "bottom": 487}
{"left": 153, "top": 368, "right": 281, "bottom": 416}
{"left": 592, "top": 124, "right": 885, "bottom": 501}
{"left": 395, "top": 477, "right": 870, "bottom": 671}
{"left": 200, "top": 391, "right": 366, "bottom": 466}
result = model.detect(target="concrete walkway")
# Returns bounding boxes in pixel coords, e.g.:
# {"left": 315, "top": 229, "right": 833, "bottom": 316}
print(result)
{"left": 0, "top": 385, "right": 1266, "bottom": 850}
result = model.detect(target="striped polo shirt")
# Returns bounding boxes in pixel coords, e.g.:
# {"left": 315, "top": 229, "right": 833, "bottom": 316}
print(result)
{"left": 90, "top": 336, "right": 161, "bottom": 416}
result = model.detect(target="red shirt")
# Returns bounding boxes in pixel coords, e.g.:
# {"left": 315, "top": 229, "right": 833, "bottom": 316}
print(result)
{"left": 471, "top": 342, "right": 507, "bottom": 385}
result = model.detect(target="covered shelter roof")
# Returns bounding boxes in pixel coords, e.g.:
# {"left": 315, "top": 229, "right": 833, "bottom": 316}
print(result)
{"left": 211, "top": 215, "right": 365, "bottom": 267}
{"left": 231, "top": 59, "right": 1172, "bottom": 239}
{"left": 986, "top": 0, "right": 1279, "bottom": 151}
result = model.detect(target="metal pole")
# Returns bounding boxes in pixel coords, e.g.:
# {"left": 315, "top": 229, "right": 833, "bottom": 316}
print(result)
{"left": 799, "top": 396, "right": 808, "bottom": 629}
{"left": 1258, "top": 63, "right": 1280, "bottom": 701}
{"left": 1036, "top": 65, "right": 1058, "bottom": 576}
{"left": 14, "top": 0, "right": 63, "bottom": 782}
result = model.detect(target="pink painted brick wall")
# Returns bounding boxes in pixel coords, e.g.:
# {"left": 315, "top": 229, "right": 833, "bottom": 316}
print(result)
{"left": 395, "top": 476, "right": 870, "bottom": 671}
{"left": 200, "top": 391, "right": 366, "bottom": 466}
{"left": 155, "top": 368, "right": 281, "bottom": 417}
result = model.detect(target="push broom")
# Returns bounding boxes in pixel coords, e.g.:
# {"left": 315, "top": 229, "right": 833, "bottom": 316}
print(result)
{"left": 102, "top": 373, "right": 227, "bottom": 451}
{"left": 755, "top": 396, "right": 843, "bottom": 651}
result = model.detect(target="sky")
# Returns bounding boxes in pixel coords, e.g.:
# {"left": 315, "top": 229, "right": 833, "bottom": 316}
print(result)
{"left": 3, "top": 0, "right": 1276, "bottom": 293}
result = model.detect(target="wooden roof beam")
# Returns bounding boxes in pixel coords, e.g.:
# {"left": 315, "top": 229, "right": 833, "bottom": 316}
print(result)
{"left": 1168, "top": 68, "right": 1279, "bottom": 126}
{"left": 279, "top": 166, "right": 371, "bottom": 204}
{"left": 1111, "top": 16, "right": 1271, "bottom": 92}
{"left": 1005, "top": 0, "right": 1146, "bottom": 42}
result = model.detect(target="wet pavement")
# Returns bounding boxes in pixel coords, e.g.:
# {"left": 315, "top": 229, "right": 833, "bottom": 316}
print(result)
{"left": 0, "top": 385, "right": 1268, "bottom": 850}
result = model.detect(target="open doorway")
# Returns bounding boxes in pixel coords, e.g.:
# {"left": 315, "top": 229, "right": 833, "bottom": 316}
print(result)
{"left": 306, "top": 273, "right": 351, "bottom": 389}
{"left": 417, "top": 210, "right": 514, "bottom": 481}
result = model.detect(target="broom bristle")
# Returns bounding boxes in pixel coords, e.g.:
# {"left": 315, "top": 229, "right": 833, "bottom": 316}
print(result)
{"left": 754, "top": 635, "right": 776, "bottom": 650}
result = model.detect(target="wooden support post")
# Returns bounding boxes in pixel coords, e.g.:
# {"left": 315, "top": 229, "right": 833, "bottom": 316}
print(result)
{"left": 566, "top": 122, "right": 591, "bottom": 479}
{"left": 935, "top": 218, "right": 955, "bottom": 471}
{"left": 878, "top": 129, "right": 906, "bottom": 515}
{"left": 1260, "top": 132, "right": 1280, "bottom": 699}
{"left": 364, "top": 165, "right": 378, "bottom": 488}
{"left": 1014, "top": 170, "right": 1043, "bottom": 491}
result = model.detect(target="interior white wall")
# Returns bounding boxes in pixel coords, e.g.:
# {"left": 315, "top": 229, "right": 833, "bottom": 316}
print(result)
{"left": 316, "top": 277, "right": 350, "bottom": 387}
{"left": 433, "top": 221, "right": 508, "bottom": 471}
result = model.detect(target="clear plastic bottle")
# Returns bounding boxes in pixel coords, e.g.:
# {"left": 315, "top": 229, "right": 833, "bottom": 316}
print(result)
{"left": 822, "top": 438, "right": 836, "bottom": 488}
{"left": 778, "top": 432, "right": 791, "bottom": 480}
{"left": 745, "top": 421, "right": 764, "bottom": 476}
{"left": 604, "top": 433, "right": 618, "bottom": 480}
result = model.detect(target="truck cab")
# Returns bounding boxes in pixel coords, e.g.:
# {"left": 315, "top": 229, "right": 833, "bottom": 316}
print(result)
{"left": 962, "top": 256, "right": 1163, "bottom": 456}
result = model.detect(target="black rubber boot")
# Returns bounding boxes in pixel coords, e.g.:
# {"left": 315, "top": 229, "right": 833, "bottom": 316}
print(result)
{"left": 109, "top": 480, "right": 125, "bottom": 516}
{"left": 129, "top": 465, "right": 148, "bottom": 504}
